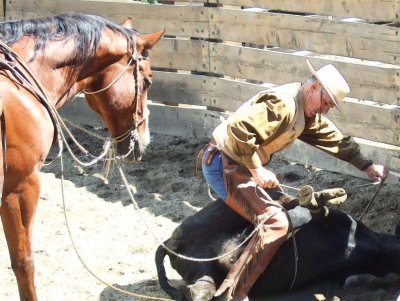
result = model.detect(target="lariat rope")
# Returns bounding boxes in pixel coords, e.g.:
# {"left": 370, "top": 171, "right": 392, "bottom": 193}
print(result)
{"left": 358, "top": 179, "right": 386, "bottom": 222}
{"left": 0, "top": 40, "right": 172, "bottom": 300}
{"left": 118, "top": 161, "right": 272, "bottom": 262}
{"left": 0, "top": 39, "right": 142, "bottom": 171}
{"left": 59, "top": 154, "right": 271, "bottom": 300}
{"left": 1, "top": 38, "right": 252, "bottom": 299}
{"left": 0, "top": 39, "right": 387, "bottom": 298}
{"left": 59, "top": 152, "right": 173, "bottom": 301}
{"left": 280, "top": 181, "right": 381, "bottom": 193}
{"left": 49, "top": 116, "right": 390, "bottom": 296}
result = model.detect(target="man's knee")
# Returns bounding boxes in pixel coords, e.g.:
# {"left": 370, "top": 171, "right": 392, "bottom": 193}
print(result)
{"left": 274, "top": 208, "right": 290, "bottom": 233}
{"left": 258, "top": 207, "right": 290, "bottom": 233}
{"left": 255, "top": 208, "right": 289, "bottom": 247}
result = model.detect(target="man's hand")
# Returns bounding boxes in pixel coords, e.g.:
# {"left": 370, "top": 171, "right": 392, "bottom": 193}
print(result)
{"left": 365, "top": 164, "right": 389, "bottom": 182}
{"left": 249, "top": 167, "right": 279, "bottom": 189}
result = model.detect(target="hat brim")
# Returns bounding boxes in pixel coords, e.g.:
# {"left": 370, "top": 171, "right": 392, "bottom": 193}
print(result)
{"left": 306, "top": 59, "right": 345, "bottom": 118}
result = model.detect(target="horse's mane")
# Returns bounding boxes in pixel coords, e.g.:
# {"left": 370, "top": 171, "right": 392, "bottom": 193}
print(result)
{"left": 0, "top": 13, "right": 138, "bottom": 65}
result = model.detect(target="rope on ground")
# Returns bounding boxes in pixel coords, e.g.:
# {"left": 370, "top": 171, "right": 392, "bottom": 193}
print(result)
{"left": 60, "top": 155, "right": 270, "bottom": 300}
{"left": 59, "top": 154, "right": 173, "bottom": 301}
{"left": 117, "top": 161, "right": 270, "bottom": 262}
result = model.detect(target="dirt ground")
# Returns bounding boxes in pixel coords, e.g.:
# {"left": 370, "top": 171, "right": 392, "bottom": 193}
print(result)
{"left": 0, "top": 131, "right": 399, "bottom": 301}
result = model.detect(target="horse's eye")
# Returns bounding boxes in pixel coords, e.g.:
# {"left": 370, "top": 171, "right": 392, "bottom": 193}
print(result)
{"left": 142, "top": 49, "right": 149, "bottom": 58}
{"left": 144, "top": 77, "right": 152, "bottom": 88}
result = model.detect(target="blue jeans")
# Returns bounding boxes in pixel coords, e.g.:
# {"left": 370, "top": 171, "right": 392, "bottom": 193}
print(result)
{"left": 202, "top": 148, "right": 227, "bottom": 201}
{"left": 202, "top": 149, "right": 286, "bottom": 202}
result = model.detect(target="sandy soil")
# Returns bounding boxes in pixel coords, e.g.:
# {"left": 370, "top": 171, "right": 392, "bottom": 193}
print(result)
{"left": 0, "top": 131, "right": 399, "bottom": 301}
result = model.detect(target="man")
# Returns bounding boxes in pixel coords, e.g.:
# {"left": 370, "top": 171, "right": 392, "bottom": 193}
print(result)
{"left": 201, "top": 59, "right": 389, "bottom": 301}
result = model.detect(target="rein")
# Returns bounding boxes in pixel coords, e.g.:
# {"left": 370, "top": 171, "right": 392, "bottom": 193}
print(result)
{"left": 0, "top": 40, "right": 173, "bottom": 300}
{"left": 0, "top": 40, "right": 65, "bottom": 168}
{"left": 0, "top": 38, "right": 146, "bottom": 172}
{"left": 82, "top": 54, "right": 136, "bottom": 95}
{"left": 0, "top": 41, "right": 60, "bottom": 140}
{"left": 0, "top": 31, "right": 178, "bottom": 301}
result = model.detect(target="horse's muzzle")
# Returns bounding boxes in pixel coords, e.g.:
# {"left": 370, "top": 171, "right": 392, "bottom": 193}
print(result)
{"left": 131, "top": 137, "right": 143, "bottom": 162}
{"left": 116, "top": 131, "right": 143, "bottom": 163}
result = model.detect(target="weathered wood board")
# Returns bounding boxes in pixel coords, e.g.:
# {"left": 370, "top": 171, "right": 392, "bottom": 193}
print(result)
{"left": 6, "top": 1, "right": 400, "bottom": 64}
{"left": 181, "top": 0, "right": 400, "bottom": 23}
{"left": 59, "top": 99, "right": 400, "bottom": 182}
{"left": 5, "top": 0, "right": 400, "bottom": 179}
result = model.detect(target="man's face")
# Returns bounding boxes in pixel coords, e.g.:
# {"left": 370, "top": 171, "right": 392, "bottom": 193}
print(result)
{"left": 304, "top": 84, "right": 335, "bottom": 118}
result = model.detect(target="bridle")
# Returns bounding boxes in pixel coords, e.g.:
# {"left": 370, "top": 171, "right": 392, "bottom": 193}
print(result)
{"left": 83, "top": 46, "right": 150, "bottom": 143}
{"left": 0, "top": 37, "right": 149, "bottom": 170}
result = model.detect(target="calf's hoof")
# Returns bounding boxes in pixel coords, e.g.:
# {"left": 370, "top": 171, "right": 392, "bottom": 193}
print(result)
{"left": 299, "top": 185, "right": 347, "bottom": 210}
{"left": 188, "top": 276, "right": 216, "bottom": 301}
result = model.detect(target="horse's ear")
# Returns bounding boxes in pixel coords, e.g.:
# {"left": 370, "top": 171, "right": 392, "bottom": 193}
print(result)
{"left": 122, "top": 17, "right": 134, "bottom": 29}
{"left": 137, "top": 28, "right": 165, "bottom": 50}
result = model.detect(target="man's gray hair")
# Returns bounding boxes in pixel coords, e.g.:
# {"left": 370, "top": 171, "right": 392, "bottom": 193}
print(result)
{"left": 304, "top": 75, "right": 318, "bottom": 85}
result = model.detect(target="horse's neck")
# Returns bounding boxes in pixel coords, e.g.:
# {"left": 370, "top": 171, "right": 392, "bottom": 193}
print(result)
{"left": 10, "top": 32, "right": 130, "bottom": 107}
{"left": 10, "top": 38, "right": 80, "bottom": 105}
{"left": 77, "top": 28, "right": 131, "bottom": 79}
{"left": 58, "top": 30, "right": 132, "bottom": 108}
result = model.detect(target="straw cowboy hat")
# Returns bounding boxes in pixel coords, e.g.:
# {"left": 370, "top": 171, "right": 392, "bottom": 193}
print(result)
{"left": 306, "top": 59, "right": 350, "bottom": 117}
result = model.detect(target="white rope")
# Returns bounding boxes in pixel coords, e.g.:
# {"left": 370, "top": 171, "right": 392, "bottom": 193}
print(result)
{"left": 0, "top": 39, "right": 141, "bottom": 169}
{"left": 117, "top": 162, "right": 272, "bottom": 262}
{"left": 0, "top": 40, "right": 114, "bottom": 167}
{"left": 207, "top": 185, "right": 218, "bottom": 201}
{"left": 280, "top": 183, "right": 300, "bottom": 192}
{"left": 1, "top": 38, "right": 175, "bottom": 300}
{"left": 59, "top": 153, "right": 173, "bottom": 301}
{"left": 280, "top": 181, "right": 380, "bottom": 194}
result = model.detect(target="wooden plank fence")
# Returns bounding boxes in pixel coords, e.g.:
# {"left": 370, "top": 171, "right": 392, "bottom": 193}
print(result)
{"left": 0, "top": 1, "right": 3, "bottom": 21}
{"left": 5, "top": 0, "right": 400, "bottom": 181}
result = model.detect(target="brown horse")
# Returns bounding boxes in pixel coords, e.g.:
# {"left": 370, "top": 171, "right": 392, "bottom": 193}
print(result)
{"left": 0, "top": 13, "right": 164, "bottom": 301}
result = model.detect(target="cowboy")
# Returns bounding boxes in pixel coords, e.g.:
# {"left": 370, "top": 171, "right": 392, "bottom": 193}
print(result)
{"left": 200, "top": 59, "right": 389, "bottom": 301}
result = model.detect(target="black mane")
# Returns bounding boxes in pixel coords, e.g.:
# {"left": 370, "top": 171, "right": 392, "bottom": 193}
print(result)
{"left": 0, "top": 13, "right": 138, "bottom": 65}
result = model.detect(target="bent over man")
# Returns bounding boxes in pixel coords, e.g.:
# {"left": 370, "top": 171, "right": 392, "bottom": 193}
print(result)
{"left": 201, "top": 59, "right": 389, "bottom": 301}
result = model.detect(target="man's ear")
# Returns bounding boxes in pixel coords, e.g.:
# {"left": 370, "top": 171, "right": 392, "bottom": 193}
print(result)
{"left": 310, "top": 81, "right": 320, "bottom": 92}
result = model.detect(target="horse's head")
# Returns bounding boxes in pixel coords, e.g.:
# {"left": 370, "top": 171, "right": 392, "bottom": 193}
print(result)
{"left": 84, "top": 19, "right": 164, "bottom": 162}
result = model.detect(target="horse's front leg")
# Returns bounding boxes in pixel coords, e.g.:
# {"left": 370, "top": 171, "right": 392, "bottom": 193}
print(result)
{"left": 1, "top": 172, "right": 41, "bottom": 301}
